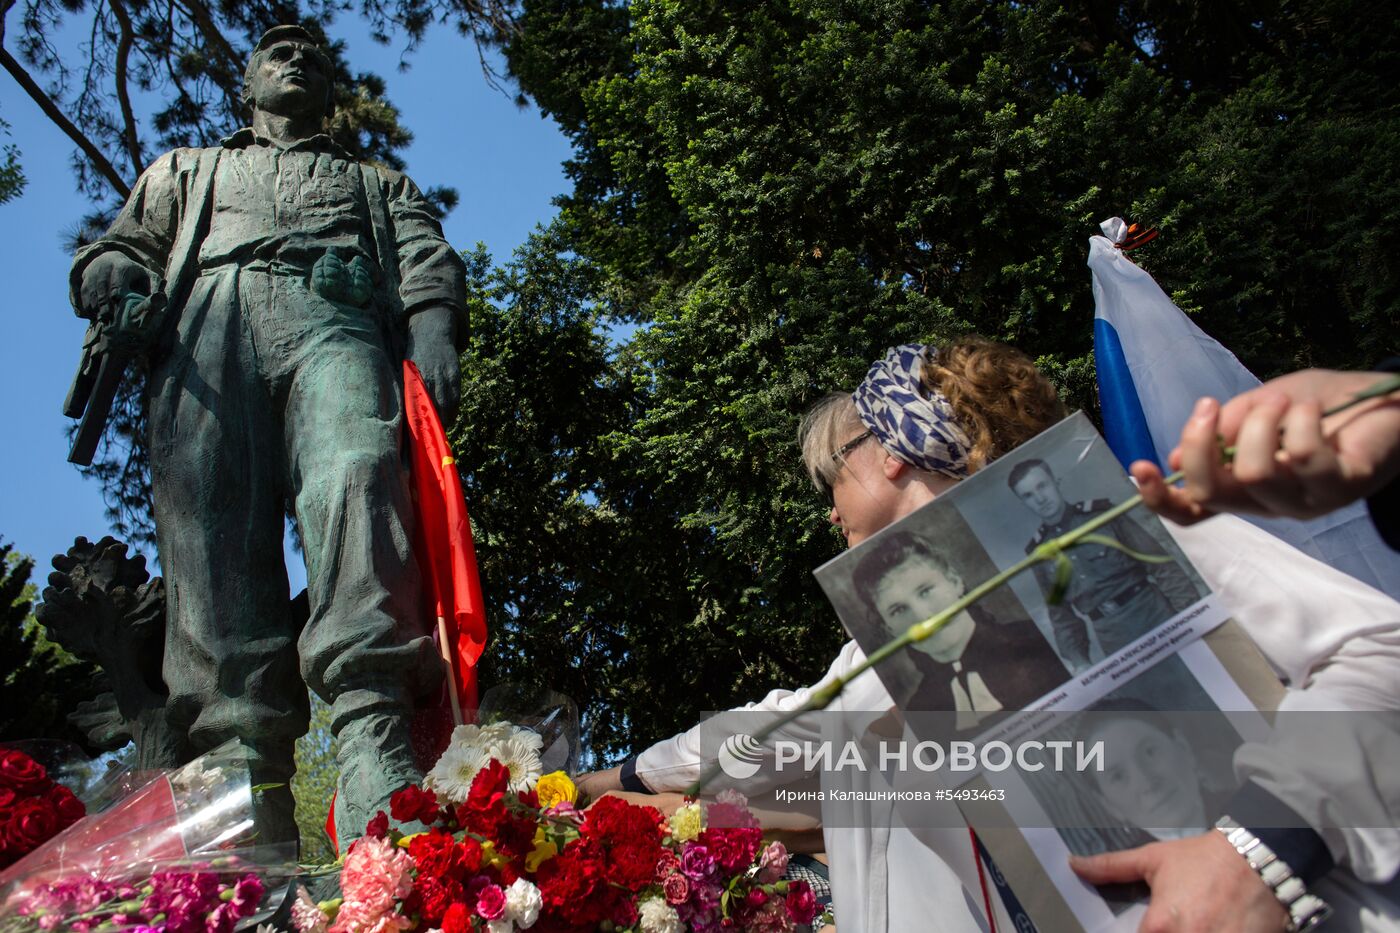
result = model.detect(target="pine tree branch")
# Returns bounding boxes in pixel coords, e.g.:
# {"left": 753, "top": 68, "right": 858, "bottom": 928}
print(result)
{"left": 107, "top": 0, "right": 145, "bottom": 179}
{"left": 0, "top": 44, "right": 131, "bottom": 199}
{"left": 172, "top": 0, "right": 243, "bottom": 113}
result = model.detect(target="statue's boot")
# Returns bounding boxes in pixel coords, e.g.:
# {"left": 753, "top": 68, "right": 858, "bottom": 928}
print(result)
{"left": 330, "top": 686, "right": 422, "bottom": 845}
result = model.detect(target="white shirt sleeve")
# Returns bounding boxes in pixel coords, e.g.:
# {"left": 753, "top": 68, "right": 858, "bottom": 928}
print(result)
{"left": 1166, "top": 514, "right": 1400, "bottom": 882}
{"left": 633, "top": 638, "right": 895, "bottom": 793}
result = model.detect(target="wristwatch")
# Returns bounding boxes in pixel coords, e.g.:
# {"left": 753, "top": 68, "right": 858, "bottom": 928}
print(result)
{"left": 1215, "top": 815, "right": 1333, "bottom": 931}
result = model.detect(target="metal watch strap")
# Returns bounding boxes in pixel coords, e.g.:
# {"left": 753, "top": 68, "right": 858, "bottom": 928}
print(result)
{"left": 1215, "top": 815, "right": 1333, "bottom": 931}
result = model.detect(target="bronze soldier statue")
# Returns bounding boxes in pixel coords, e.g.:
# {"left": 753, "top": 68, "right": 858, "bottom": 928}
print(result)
{"left": 66, "top": 25, "right": 465, "bottom": 846}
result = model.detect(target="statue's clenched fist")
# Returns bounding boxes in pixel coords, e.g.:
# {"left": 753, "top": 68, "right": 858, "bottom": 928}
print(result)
{"left": 79, "top": 252, "right": 152, "bottom": 322}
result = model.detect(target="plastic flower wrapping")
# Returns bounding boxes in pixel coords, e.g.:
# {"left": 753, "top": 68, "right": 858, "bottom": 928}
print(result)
{"left": 0, "top": 741, "right": 299, "bottom": 932}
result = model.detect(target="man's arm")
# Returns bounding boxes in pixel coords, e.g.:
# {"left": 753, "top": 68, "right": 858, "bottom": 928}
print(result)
{"left": 381, "top": 169, "right": 467, "bottom": 418}
{"left": 1111, "top": 511, "right": 1201, "bottom": 612}
{"left": 1029, "top": 556, "right": 1091, "bottom": 669}
{"left": 70, "top": 150, "right": 184, "bottom": 317}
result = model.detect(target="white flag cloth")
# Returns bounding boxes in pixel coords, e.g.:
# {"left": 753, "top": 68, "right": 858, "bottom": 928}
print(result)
{"left": 1089, "top": 216, "right": 1400, "bottom": 603}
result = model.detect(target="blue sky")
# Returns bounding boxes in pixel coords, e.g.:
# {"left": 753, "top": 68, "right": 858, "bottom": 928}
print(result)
{"left": 0, "top": 15, "right": 573, "bottom": 589}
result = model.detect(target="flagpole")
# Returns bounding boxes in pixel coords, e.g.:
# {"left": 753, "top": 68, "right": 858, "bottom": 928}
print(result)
{"left": 436, "top": 615, "right": 465, "bottom": 726}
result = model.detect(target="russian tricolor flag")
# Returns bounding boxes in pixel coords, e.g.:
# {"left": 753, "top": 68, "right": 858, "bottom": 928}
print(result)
{"left": 1089, "top": 217, "right": 1400, "bottom": 602}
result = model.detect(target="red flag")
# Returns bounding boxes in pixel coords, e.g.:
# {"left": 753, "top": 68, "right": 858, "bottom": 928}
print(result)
{"left": 404, "top": 360, "right": 488, "bottom": 720}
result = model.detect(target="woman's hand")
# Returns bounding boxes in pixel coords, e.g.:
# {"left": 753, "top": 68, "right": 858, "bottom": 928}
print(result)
{"left": 1134, "top": 370, "right": 1400, "bottom": 524}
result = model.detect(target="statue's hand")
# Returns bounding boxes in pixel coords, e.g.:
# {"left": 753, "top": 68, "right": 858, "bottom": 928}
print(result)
{"left": 406, "top": 304, "right": 462, "bottom": 418}
{"left": 80, "top": 253, "right": 152, "bottom": 322}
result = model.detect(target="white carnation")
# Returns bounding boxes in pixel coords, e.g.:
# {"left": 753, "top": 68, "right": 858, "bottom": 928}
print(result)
{"left": 505, "top": 877, "right": 543, "bottom": 929}
{"left": 486, "top": 921, "right": 514, "bottom": 933}
{"left": 638, "top": 898, "right": 683, "bottom": 933}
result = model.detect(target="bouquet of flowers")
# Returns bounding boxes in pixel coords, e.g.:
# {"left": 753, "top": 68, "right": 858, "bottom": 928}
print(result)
{"left": 0, "top": 742, "right": 297, "bottom": 932}
{"left": 0, "top": 749, "right": 87, "bottom": 872}
{"left": 292, "top": 722, "right": 822, "bottom": 933}
{"left": 3, "top": 857, "right": 267, "bottom": 933}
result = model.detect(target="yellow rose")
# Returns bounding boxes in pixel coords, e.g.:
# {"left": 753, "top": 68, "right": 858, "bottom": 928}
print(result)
{"left": 535, "top": 770, "right": 578, "bottom": 809}
{"left": 668, "top": 802, "right": 704, "bottom": 843}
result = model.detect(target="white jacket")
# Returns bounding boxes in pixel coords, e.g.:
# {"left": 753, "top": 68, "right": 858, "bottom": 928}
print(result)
{"left": 633, "top": 515, "right": 1400, "bottom": 932}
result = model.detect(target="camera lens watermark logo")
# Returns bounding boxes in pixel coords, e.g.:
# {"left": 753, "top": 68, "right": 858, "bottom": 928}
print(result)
{"left": 718, "top": 733, "right": 764, "bottom": 780}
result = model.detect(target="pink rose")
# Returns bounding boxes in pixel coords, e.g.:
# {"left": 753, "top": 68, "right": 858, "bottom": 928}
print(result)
{"left": 756, "top": 841, "right": 788, "bottom": 884}
{"left": 475, "top": 883, "right": 506, "bottom": 921}
{"left": 662, "top": 872, "right": 690, "bottom": 905}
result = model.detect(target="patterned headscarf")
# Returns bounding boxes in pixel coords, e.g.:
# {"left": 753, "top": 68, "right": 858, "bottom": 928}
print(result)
{"left": 851, "top": 344, "right": 973, "bottom": 479}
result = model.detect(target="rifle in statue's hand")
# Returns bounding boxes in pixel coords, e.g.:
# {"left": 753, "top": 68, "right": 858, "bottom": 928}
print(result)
{"left": 66, "top": 291, "right": 168, "bottom": 466}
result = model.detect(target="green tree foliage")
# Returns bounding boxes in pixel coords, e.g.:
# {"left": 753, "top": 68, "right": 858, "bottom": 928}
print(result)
{"left": 292, "top": 690, "right": 339, "bottom": 864}
{"left": 0, "top": 114, "right": 22, "bottom": 204}
{"left": 0, "top": 540, "right": 105, "bottom": 748}
{"left": 476, "top": 0, "right": 1400, "bottom": 758}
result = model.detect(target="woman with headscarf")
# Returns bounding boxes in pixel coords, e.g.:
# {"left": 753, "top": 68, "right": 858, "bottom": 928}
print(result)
{"left": 580, "top": 338, "right": 1400, "bottom": 933}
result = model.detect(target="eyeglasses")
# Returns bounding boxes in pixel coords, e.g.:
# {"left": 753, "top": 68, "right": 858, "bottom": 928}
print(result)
{"left": 831, "top": 430, "right": 874, "bottom": 464}
{"left": 817, "top": 430, "right": 874, "bottom": 504}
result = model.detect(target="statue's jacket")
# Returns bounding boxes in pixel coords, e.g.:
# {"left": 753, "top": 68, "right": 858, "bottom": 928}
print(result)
{"left": 68, "top": 129, "right": 467, "bottom": 347}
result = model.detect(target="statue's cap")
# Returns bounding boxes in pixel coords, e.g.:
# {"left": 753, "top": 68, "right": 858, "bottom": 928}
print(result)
{"left": 253, "top": 24, "right": 322, "bottom": 54}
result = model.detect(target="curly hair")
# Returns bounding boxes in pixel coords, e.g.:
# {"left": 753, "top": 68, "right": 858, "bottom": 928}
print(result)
{"left": 921, "top": 337, "right": 1067, "bottom": 473}
{"left": 799, "top": 336, "right": 1066, "bottom": 491}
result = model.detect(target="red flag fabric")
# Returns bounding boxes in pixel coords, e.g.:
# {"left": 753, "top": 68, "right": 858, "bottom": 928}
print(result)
{"left": 404, "top": 360, "right": 488, "bottom": 719}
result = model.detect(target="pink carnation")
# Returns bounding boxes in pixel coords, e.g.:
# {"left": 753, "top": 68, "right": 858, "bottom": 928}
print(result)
{"left": 291, "top": 886, "right": 331, "bottom": 933}
{"left": 662, "top": 872, "right": 689, "bottom": 905}
{"left": 329, "top": 836, "right": 415, "bottom": 933}
{"left": 703, "top": 789, "right": 758, "bottom": 829}
{"left": 475, "top": 883, "right": 506, "bottom": 921}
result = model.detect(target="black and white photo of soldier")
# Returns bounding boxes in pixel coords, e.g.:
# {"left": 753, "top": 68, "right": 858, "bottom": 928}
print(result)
{"left": 1007, "top": 457, "right": 1201, "bottom": 671}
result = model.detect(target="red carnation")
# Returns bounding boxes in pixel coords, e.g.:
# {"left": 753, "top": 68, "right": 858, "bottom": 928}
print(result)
{"left": 581, "top": 795, "right": 664, "bottom": 846}
{"left": 413, "top": 874, "right": 464, "bottom": 925}
{"left": 697, "top": 826, "right": 763, "bottom": 874}
{"left": 609, "top": 839, "right": 665, "bottom": 891}
{"left": 364, "top": 810, "right": 390, "bottom": 839}
{"left": 535, "top": 839, "right": 617, "bottom": 927}
{"left": 390, "top": 784, "right": 440, "bottom": 826}
{"left": 440, "top": 902, "right": 473, "bottom": 933}
{"left": 459, "top": 760, "right": 510, "bottom": 837}
{"left": 0, "top": 751, "right": 50, "bottom": 794}
{"left": 456, "top": 835, "right": 484, "bottom": 874}
{"left": 784, "top": 880, "right": 819, "bottom": 925}
{"left": 408, "top": 829, "right": 465, "bottom": 882}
